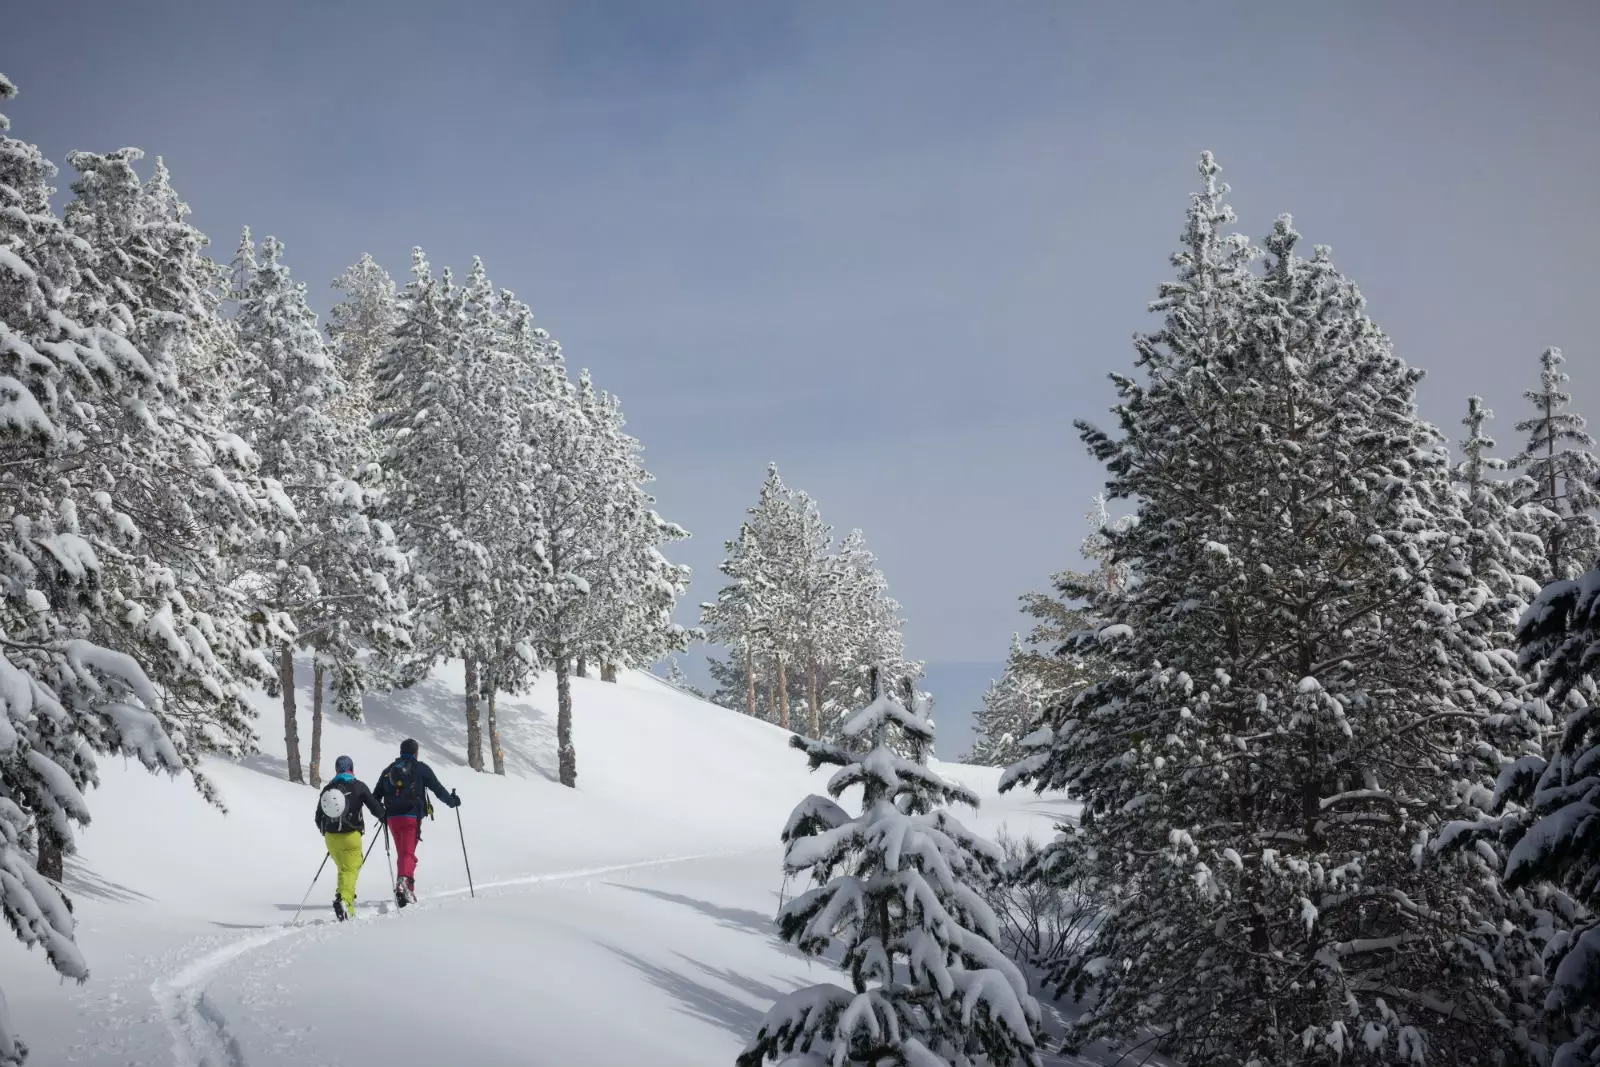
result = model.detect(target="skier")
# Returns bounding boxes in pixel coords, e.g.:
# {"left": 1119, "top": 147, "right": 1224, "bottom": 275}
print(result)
{"left": 314, "top": 755, "right": 386, "bottom": 921}
{"left": 374, "top": 738, "right": 459, "bottom": 906}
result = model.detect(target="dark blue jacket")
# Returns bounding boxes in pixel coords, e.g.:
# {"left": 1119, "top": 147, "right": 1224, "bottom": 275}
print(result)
{"left": 373, "top": 755, "right": 454, "bottom": 819}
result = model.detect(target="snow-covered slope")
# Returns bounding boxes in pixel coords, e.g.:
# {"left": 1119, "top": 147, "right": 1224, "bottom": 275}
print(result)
{"left": 0, "top": 661, "right": 1075, "bottom": 1066}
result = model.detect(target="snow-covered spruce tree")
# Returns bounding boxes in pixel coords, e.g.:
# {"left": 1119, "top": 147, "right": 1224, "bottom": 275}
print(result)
{"left": 0, "top": 73, "right": 275, "bottom": 1063}
{"left": 1004, "top": 157, "right": 1527, "bottom": 1065}
{"left": 1514, "top": 348, "right": 1600, "bottom": 584}
{"left": 327, "top": 253, "right": 400, "bottom": 453}
{"left": 230, "top": 234, "right": 411, "bottom": 786}
{"left": 1508, "top": 564, "right": 1600, "bottom": 1067}
{"left": 966, "top": 635, "right": 1048, "bottom": 768}
{"left": 740, "top": 680, "right": 1044, "bottom": 1067}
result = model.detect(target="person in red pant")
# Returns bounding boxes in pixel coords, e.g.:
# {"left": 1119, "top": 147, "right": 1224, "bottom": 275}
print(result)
{"left": 374, "top": 738, "right": 459, "bottom": 906}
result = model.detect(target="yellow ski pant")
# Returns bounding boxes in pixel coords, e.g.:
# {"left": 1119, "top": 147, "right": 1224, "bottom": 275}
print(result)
{"left": 324, "top": 830, "right": 364, "bottom": 907}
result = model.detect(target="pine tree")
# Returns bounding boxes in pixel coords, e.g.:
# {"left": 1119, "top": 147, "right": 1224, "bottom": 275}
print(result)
{"left": 515, "top": 349, "right": 689, "bottom": 786}
{"left": 1004, "top": 158, "right": 1526, "bottom": 1064}
{"left": 230, "top": 234, "right": 411, "bottom": 786}
{"left": 740, "top": 676, "right": 1044, "bottom": 1067}
{"left": 663, "top": 655, "right": 705, "bottom": 697}
{"left": 327, "top": 253, "right": 400, "bottom": 455}
{"left": 371, "top": 251, "right": 531, "bottom": 772}
{"left": 1510, "top": 566, "right": 1600, "bottom": 1067}
{"left": 1513, "top": 348, "right": 1600, "bottom": 584}
{"left": 703, "top": 524, "right": 771, "bottom": 717}
{"left": 966, "top": 635, "right": 1047, "bottom": 768}
{"left": 568, "top": 379, "right": 692, "bottom": 683}
{"left": 0, "top": 72, "right": 272, "bottom": 1063}
{"left": 1013, "top": 499, "right": 1113, "bottom": 711}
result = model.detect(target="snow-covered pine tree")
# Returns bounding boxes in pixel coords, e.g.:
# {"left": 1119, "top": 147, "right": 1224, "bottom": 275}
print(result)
{"left": 740, "top": 679, "right": 1044, "bottom": 1067}
{"left": 785, "top": 488, "right": 837, "bottom": 737}
{"left": 567, "top": 379, "right": 692, "bottom": 683}
{"left": 966, "top": 635, "right": 1047, "bottom": 768}
{"left": 701, "top": 523, "right": 769, "bottom": 716}
{"left": 514, "top": 346, "right": 688, "bottom": 786}
{"left": 1078, "top": 493, "right": 1130, "bottom": 597}
{"left": 1420, "top": 395, "right": 1565, "bottom": 1061}
{"left": 1013, "top": 500, "right": 1111, "bottom": 712}
{"left": 59, "top": 148, "right": 275, "bottom": 769}
{"left": 1513, "top": 348, "right": 1600, "bottom": 584}
{"left": 829, "top": 528, "right": 923, "bottom": 742}
{"left": 372, "top": 252, "right": 531, "bottom": 772}
{"left": 749, "top": 464, "right": 805, "bottom": 730}
{"left": 230, "top": 234, "right": 411, "bottom": 785}
{"left": 663, "top": 655, "right": 705, "bottom": 698}
{"left": 701, "top": 469, "right": 919, "bottom": 737}
{"left": 327, "top": 253, "right": 400, "bottom": 454}
{"left": 1003, "top": 157, "right": 1525, "bottom": 1064}
{"left": 0, "top": 72, "right": 275, "bottom": 1063}
{"left": 1508, "top": 563, "right": 1600, "bottom": 1067}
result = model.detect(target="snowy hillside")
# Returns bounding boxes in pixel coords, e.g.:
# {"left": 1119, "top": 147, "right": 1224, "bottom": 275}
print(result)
{"left": 0, "top": 661, "right": 1077, "bottom": 1066}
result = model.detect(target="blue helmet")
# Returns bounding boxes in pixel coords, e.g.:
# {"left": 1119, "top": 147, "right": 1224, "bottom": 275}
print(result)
{"left": 334, "top": 755, "right": 354, "bottom": 774}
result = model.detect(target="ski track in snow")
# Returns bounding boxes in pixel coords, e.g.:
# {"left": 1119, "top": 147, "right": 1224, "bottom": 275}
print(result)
{"left": 151, "top": 849, "right": 755, "bottom": 1067}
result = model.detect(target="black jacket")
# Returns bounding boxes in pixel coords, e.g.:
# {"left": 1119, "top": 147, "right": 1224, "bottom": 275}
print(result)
{"left": 373, "top": 756, "right": 455, "bottom": 819}
{"left": 315, "top": 774, "right": 385, "bottom": 834}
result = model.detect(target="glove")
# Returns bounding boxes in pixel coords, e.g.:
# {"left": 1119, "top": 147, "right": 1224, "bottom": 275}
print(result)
{"left": 448, "top": 789, "right": 461, "bottom": 809}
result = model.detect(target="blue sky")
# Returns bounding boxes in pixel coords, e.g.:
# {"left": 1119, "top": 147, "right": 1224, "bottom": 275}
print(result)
{"left": 7, "top": 1, "right": 1599, "bottom": 755}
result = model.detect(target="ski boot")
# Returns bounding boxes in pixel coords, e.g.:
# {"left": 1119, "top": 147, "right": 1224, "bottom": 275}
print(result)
{"left": 333, "top": 896, "right": 348, "bottom": 922}
{"left": 395, "top": 876, "right": 416, "bottom": 908}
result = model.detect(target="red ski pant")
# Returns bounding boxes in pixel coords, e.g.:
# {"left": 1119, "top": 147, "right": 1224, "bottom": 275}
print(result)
{"left": 388, "top": 816, "right": 421, "bottom": 880}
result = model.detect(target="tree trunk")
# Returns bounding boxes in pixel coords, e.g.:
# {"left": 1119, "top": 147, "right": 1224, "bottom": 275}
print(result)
{"left": 808, "top": 653, "right": 821, "bottom": 738}
{"left": 36, "top": 832, "right": 63, "bottom": 884}
{"left": 281, "top": 644, "right": 303, "bottom": 784}
{"left": 464, "top": 654, "right": 484, "bottom": 772}
{"left": 767, "top": 662, "right": 777, "bottom": 722}
{"left": 777, "top": 655, "right": 789, "bottom": 732}
{"left": 309, "top": 662, "right": 325, "bottom": 787}
{"left": 556, "top": 652, "right": 576, "bottom": 788}
{"left": 600, "top": 661, "right": 618, "bottom": 683}
{"left": 744, "top": 642, "right": 756, "bottom": 717}
{"left": 576, "top": 653, "right": 588, "bottom": 678}
{"left": 487, "top": 664, "right": 505, "bottom": 776}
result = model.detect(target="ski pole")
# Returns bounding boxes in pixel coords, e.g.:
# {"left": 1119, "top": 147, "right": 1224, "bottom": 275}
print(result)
{"left": 383, "top": 820, "right": 394, "bottom": 889}
{"left": 362, "top": 825, "right": 382, "bottom": 864}
{"left": 290, "top": 851, "right": 331, "bottom": 927}
{"left": 454, "top": 795, "right": 474, "bottom": 899}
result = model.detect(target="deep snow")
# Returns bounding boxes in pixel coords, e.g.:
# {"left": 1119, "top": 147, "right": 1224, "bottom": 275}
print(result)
{"left": 0, "top": 661, "right": 1085, "bottom": 1066}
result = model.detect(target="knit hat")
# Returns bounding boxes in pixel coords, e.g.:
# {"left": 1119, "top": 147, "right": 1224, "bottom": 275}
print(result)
{"left": 400, "top": 738, "right": 419, "bottom": 758}
{"left": 334, "top": 755, "right": 354, "bottom": 774}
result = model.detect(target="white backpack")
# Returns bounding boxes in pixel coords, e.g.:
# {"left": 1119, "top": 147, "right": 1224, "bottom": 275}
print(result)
{"left": 318, "top": 784, "right": 349, "bottom": 829}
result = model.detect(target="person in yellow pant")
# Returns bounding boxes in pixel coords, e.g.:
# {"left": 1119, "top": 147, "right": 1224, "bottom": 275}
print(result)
{"left": 313, "top": 755, "right": 385, "bottom": 921}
